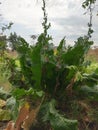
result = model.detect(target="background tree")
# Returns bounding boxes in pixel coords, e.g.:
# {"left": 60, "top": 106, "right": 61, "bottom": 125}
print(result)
{"left": 0, "top": 35, "right": 7, "bottom": 55}
{"left": 8, "top": 32, "right": 21, "bottom": 51}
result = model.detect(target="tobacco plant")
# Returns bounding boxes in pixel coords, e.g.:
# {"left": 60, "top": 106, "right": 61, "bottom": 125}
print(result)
{"left": 5, "top": 0, "right": 98, "bottom": 130}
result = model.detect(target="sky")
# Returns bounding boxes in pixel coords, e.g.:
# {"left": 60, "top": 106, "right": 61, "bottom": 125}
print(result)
{"left": 0, "top": 0, "right": 98, "bottom": 46}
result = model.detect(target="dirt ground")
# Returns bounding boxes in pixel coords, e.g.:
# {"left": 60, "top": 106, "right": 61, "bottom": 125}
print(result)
{"left": 0, "top": 121, "right": 8, "bottom": 130}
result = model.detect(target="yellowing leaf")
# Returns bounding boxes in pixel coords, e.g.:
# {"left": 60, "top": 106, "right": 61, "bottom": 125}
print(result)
{"left": 0, "top": 99, "right": 6, "bottom": 108}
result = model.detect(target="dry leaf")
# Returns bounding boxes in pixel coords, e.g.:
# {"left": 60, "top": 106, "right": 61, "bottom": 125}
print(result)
{"left": 66, "top": 77, "right": 76, "bottom": 95}
{"left": 14, "top": 102, "right": 30, "bottom": 130}
{"left": 78, "top": 101, "right": 90, "bottom": 111}
{"left": 22, "top": 106, "right": 40, "bottom": 130}
{"left": 4, "top": 121, "right": 15, "bottom": 130}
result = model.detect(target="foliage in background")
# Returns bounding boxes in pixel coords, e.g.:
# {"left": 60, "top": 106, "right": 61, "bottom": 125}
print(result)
{"left": 8, "top": 32, "right": 22, "bottom": 51}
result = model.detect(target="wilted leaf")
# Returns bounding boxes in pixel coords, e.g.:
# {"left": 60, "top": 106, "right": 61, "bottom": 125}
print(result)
{"left": 14, "top": 102, "right": 30, "bottom": 130}
{"left": 0, "top": 109, "right": 11, "bottom": 121}
{"left": 4, "top": 121, "right": 15, "bottom": 130}
{"left": 22, "top": 105, "right": 40, "bottom": 130}
{"left": 0, "top": 99, "right": 6, "bottom": 108}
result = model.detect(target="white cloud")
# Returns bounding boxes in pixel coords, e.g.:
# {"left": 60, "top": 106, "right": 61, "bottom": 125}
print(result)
{"left": 0, "top": 0, "right": 98, "bottom": 45}
{"left": 1, "top": 0, "right": 43, "bottom": 27}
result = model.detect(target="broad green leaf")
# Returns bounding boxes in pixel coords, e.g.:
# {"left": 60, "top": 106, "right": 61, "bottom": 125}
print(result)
{"left": 36, "top": 91, "right": 44, "bottom": 97}
{"left": 79, "top": 85, "right": 98, "bottom": 101}
{"left": 41, "top": 99, "right": 78, "bottom": 130}
{"left": 61, "top": 37, "right": 93, "bottom": 66}
{"left": 57, "top": 37, "right": 66, "bottom": 52}
{"left": 12, "top": 88, "right": 26, "bottom": 99}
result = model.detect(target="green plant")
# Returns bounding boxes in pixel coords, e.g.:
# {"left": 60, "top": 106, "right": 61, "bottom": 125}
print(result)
{"left": 40, "top": 99, "right": 77, "bottom": 130}
{"left": 5, "top": 0, "right": 98, "bottom": 130}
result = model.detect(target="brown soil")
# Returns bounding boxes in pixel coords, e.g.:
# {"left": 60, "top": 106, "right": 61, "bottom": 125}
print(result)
{"left": 0, "top": 121, "right": 8, "bottom": 130}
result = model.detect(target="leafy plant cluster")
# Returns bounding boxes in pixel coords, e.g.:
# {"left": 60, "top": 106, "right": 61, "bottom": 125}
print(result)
{"left": 1, "top": 0, "right": 98, "bottom": 130}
